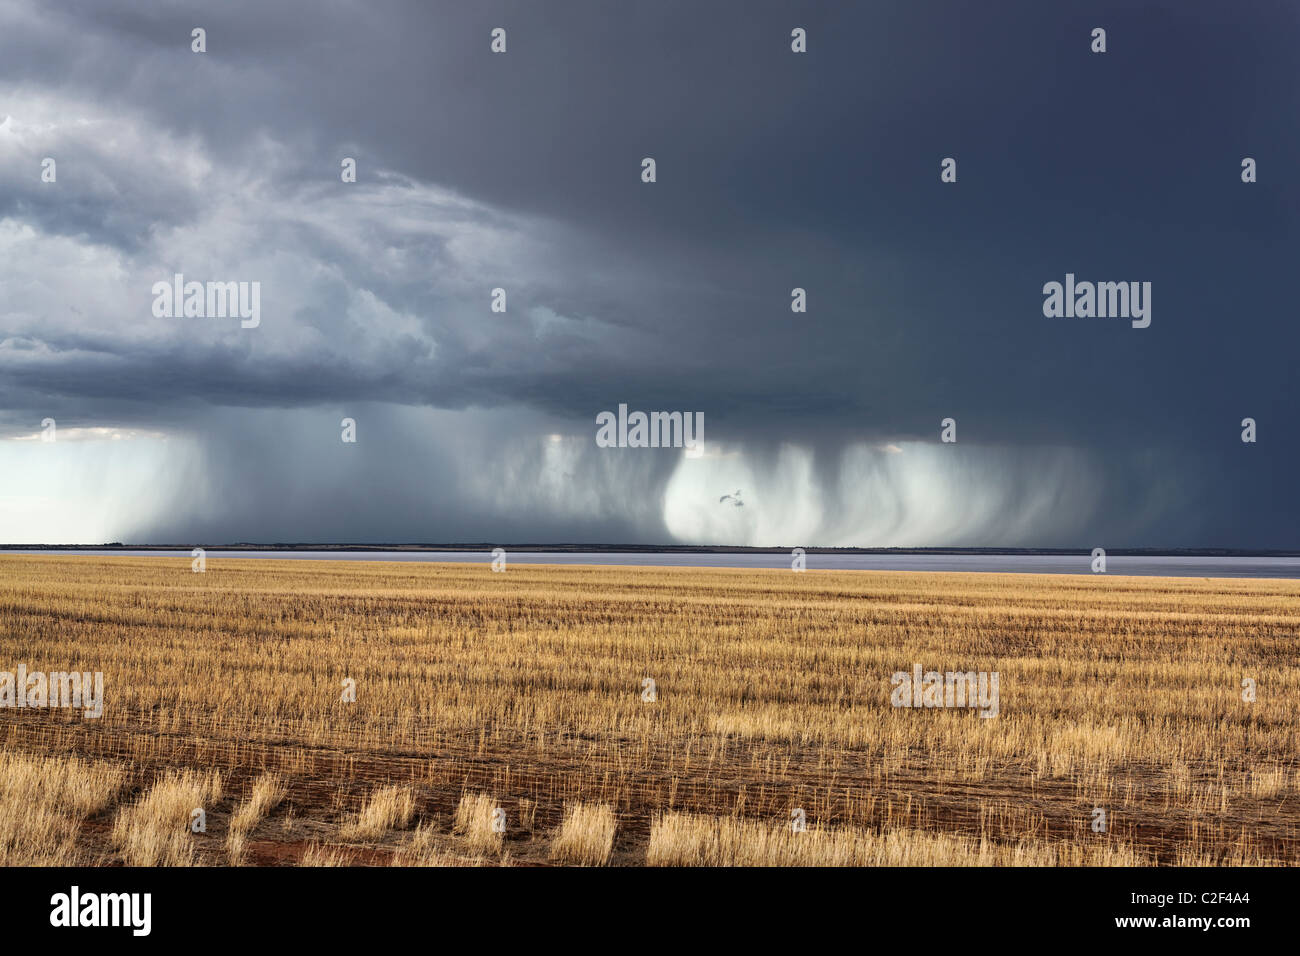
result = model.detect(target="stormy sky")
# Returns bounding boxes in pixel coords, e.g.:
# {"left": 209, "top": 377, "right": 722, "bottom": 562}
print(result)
{"left": 0, "top": 0, "right": 1296, "bottom": 547}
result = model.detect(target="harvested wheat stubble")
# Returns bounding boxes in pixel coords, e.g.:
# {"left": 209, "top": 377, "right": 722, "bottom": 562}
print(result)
{"left": 0, "top": 555, "right": 1297, "bottom": 866}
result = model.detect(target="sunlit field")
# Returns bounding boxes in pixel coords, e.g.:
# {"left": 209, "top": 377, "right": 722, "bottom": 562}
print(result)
{"left": 1, "top": 555, "right": 1297, "bottom": 866}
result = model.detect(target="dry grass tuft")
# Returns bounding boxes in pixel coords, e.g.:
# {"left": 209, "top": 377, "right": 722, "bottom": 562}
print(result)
{"left": 454, "top": 792, "right": 504, "bottom": 855}
{"left": 0, "top": 751, "right": 124, "bottom": 865}
{"left": 389, "top": 822, "right": 457, "bottom": 866}
{"left": 111, "top": 769, "right": 222, "bottom": 866}
{"left": 341, "top": 784, "right": 416, "bottom": 841}
{"left": 227, "top": 773, "right": 287, "bottom": 864}
{"left": 549, "top": 801, "right": 616, "bottom": 866}
{"left": 300, "top": 842, "right": 350, "bottom": 866}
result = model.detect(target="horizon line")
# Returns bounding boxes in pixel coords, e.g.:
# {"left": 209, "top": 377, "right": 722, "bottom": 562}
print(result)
{"left": 4, "top": 543, "right": 1300, "bottom": 558}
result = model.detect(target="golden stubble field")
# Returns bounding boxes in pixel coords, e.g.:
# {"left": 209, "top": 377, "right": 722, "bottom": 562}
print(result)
{"left": 0, "top": 555, "right": 1297, "bottom": 866}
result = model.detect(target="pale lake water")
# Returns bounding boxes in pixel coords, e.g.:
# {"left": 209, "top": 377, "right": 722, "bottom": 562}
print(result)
{"left": 4, "top": 551, "right": 1300, "bottom": 578}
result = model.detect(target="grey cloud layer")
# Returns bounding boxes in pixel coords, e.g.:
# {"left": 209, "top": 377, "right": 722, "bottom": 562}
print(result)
{"left": 1, "top": 0, "right": 1296, "bottom": 546}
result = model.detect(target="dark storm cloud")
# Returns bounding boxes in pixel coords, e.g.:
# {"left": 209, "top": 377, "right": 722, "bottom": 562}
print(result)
{"left": 1, "top": 0, "right": 1296, "bottom": 545}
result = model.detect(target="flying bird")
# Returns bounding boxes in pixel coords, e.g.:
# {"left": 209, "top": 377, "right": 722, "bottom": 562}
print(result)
{"left": 719, "top": 490, "right": 744, "bottom": 507}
